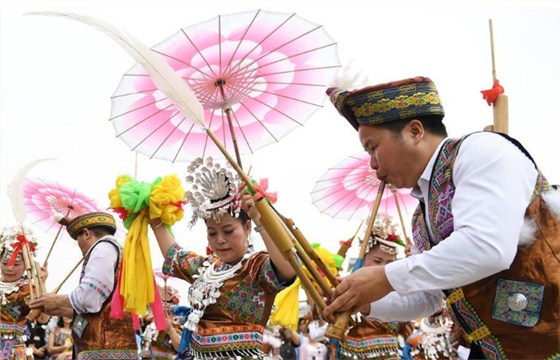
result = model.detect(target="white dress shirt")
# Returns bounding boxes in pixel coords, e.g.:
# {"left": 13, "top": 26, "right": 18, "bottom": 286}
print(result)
{"left": 369, "top": 132, "right": 538, "bottom": 321}
{"left": 69, "top": 237, "right": 119, "bottom": 314}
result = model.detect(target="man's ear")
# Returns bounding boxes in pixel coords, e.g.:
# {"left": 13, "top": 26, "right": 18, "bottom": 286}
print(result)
{"left": 407, "top": 119, "right": 425, "bottom": 143}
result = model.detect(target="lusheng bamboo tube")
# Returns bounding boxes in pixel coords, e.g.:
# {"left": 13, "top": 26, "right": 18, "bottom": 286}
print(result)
{"left": 337, "top": 221, "right": 364, "bottom": 259}
{"left": 389, "top": 185, "right": 412, "bottom": 247}
{"left": 493, "top": 94, "right": 508, "bottom": 134}
{"left": 277, "top": 214, "right": 339, "bottom": 289}
{"left": 357, "top": 182, "right": 386, "bottom": 261}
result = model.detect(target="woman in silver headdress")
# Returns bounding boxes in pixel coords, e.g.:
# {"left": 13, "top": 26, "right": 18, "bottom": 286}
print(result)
{"left": 149, "top": 158, "right": 296, "bottom": 359}
{"left": 0, "top": 226, "right": 48, "bottom": 360}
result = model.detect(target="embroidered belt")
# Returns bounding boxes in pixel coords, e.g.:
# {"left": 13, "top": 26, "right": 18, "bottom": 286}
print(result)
{"left": 77, "top": 350, "right": 138, "bottom": 359}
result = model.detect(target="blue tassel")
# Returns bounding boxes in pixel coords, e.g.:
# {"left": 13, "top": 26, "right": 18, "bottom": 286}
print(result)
{"left": 352, "top": 258, "right": 364, "bottom": 272}
{"left": 329, "top": 337, "right": 340, "bottom": 358}
{"left": 173, "top": 305, "right": 192, "bottom": 360}
{"left": 402, "top": 344, "right": 413, "bottom": 360}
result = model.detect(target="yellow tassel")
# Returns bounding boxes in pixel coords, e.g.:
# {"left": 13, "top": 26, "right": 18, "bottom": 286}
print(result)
{"left": 121, "top": 213, "right": 154, "bottom": 314}
{"left": 270, "top": 278, "right": 301, "bottom": 331}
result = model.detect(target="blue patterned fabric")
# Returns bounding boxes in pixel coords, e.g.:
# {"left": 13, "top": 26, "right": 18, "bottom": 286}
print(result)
{"left": 492, "top": 279, "right": 545, "bottom": 327}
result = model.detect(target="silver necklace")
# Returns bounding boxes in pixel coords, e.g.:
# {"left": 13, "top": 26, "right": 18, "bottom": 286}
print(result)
{"left": 0, "top": 278, "right": 25, "bottom": 305}
{"left": 185, "top": 256, "right": 245, "bottom": 332}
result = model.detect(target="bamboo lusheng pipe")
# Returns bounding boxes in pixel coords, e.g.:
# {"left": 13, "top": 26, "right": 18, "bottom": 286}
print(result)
{"left": 27, "top": 258, "right": 83, "bottom": 322}
{"left": 337, "top": 221, "right": 364, "bottom": 259}
{"left": 354, "top": 181, "right": 386, "bottom": 270}
{"left": 206, "top": 128, "right": 353, "bottom": 340}
{"left": 23, "top": 243, "right": 46, "bottom": 321}
{"left": 488, "top": 19, "right": 509, "bottom": 134}
{"left": 277, "top": 213, "right": 339, "bottom": 289}
{"left": 274, "top": 208, "right": 355, "bottom": 341}
{"left": 388, "top": 185, "right": 412, "bottom": 247}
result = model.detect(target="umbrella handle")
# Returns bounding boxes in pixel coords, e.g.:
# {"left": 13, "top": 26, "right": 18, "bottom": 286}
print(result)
{"left": 43, "top": 223, "right": 64, "bottom": 267}
{"left": 52, "top": 257, "right": 84, "bottom": 294}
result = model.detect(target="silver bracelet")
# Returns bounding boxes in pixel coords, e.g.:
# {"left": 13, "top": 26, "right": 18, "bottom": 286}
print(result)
{"left": 254, "top": 224, "right": 264, "bottom": 233}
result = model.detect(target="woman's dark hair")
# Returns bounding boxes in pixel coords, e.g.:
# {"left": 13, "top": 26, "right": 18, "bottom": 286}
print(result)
{"left": 376, "top": 115, "right": 448, "bottom": 137}
{"left": 236, "top": 208, "right": 250, "bottom": 224}
{"left": 203, "top": 208, "right": 250, "bottom": 226}
{"left": 57, "top": 316, "right": 65, "bottom": 327}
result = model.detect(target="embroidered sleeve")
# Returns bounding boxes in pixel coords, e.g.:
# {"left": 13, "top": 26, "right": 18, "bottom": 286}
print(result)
{"left": 162, "top": 242, "right": 206, "bottom": 284}
{"left": 69, "top": 242, "right": 118, "bottom": 314}
{"left": 249, "top": 252, "right": 287, "bottom": 294}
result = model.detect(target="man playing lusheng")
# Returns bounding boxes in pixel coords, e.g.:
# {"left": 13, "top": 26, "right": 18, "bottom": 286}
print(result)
{"left": 322, "top": 76, "right": 559, "bottom": 359}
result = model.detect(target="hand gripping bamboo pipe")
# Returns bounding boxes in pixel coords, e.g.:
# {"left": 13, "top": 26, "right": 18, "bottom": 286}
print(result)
{"left": 274, "top": 211, "right": 356, "bottom": 339}
{"left": 22, "top": 240, "right": 47, "bottom": 322}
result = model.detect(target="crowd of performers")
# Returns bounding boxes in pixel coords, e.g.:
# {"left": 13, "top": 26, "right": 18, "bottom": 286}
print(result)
{"left": 1, "top": 77, "right": 558, "bottom": 360}
{"left": 0, "top": 208, "right": 468, "bottom": 360}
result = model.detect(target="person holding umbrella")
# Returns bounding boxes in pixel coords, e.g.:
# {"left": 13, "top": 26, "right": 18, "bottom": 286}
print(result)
{"left": 322, "top": 76, "right": 559, "bottom": 359}
{"left": 149, "top": 157, "right": 296, "bottom": 359}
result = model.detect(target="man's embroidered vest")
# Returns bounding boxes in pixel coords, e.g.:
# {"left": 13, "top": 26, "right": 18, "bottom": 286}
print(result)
{"left": 72, "top": 238, "right": 137, "bottom": 356}
{"left": 412, "top": 135, "right": 560, "bottom": 360}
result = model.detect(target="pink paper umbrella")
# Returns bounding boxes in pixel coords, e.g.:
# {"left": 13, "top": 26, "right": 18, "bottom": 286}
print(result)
{"left": 110, "top": 9, "right": 340, "bottom": 164}
{"left": 311, "top": 152, "right": 417, "bottom": 222}
{"left": 24, "top": 178, "right": 100, "bottom": 233}
{"left": 23, "top": 178, "right": 126, "bottom": 238}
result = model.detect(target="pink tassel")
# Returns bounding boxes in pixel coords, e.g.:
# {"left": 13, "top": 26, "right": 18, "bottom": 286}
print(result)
{"left": 110, "top": 260, "right": 125, "bottom": 319}
{"left": 150, "top": 277, "right": 167, "bottom": 331}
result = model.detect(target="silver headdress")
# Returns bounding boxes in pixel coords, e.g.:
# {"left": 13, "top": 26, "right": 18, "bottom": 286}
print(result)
{"left": 185, "top": 157, "right": 241, "bottom": 227}
{"left": 0, "top": 225, "right": 39, "bottom": 262}
{"left": 359, "top": 214, "right": 404, "bottom": 256}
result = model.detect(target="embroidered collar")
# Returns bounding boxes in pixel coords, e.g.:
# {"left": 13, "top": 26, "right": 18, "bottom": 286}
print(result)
{"left": 411, "top": 137, "right": 449, "bottom": 201}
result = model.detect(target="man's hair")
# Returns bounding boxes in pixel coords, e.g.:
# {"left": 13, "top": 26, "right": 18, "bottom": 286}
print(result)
{"left": 78, "top": 226, "right": 114, "bottom": 238}
{"left": 375, "top": 115, "right": 448, "bottom": 137}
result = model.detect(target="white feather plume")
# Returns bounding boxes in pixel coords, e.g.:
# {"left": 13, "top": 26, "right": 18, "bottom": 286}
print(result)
{"left": 50, "top": 211, "right": 65, "bottom": 223}
{"left": 8, "top": 158, "right": 55, "bottom": 224}
{"left": 328, "top": 59, "right": 369, "bottom": 90}
{"left": 28, "top": 11, "right": 205, "bottom": 129}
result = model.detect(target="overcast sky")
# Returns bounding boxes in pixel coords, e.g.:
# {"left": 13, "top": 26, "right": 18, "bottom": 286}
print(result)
{"left": 1, "top": 0, "right": 558, "bottom": 293}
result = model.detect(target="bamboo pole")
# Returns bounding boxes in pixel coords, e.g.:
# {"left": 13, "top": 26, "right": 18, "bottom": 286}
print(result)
{"left": 203, "top": 116, "right": 355, "bottom": 338}
{"left": 52, "top": 258, "right": 84, "bottom": 294}
{"left": 353, "top": 182, "right": 386, "bottom": 272}
{"left": 43, "top": 207, "right": 72, "bottom": 267}
{"left": 487, "top": 19, "right": 509, "bottom": 134}
{"left": 337, "top": 221, "right": 364, "bottom": 259}
{"left": 389, "top": 186, "right": 412, "bottom": 247}
{"left": 277, "top": 213, "right": 339, "bottom": 288}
